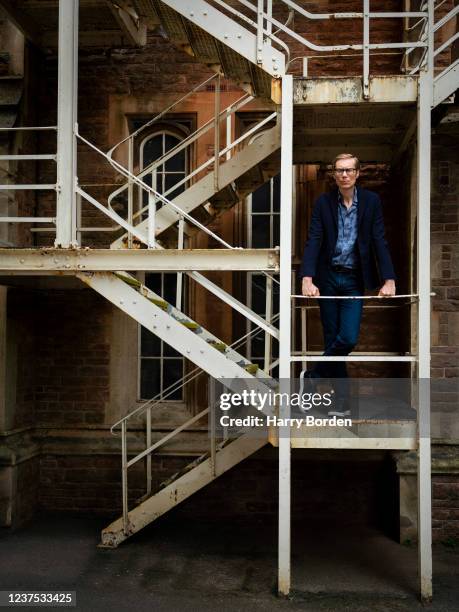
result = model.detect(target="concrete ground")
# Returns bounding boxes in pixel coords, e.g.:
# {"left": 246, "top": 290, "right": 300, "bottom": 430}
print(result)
{"left": 0, "top": 515, "right": 458, "bottom": 611}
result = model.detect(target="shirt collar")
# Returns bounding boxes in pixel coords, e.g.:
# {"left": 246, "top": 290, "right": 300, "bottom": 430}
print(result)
{"left": 338, "top": 188, "right": 358, "bottom": 207}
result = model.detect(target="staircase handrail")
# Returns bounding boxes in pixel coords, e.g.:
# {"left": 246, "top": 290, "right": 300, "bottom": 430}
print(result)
{"left": 205, "top": 0, "right": 430, "bottom": 98}
{"left": 110, "top": 312, "right": 280, "bottom": 434}
{"left": 403, "top": 2, "right": 457, "bottom": 83}
{"left": 106, "top": 72, "right": 220, "bottom": 160}
{"left": 75, "top": 128, "right": 235, "bottom": 249}
{"left": 108, "top": 110, "right": 278, "bottom": 234}
{"left": 106, "top": 92, "right": 255, "bottom": 223}
{"left": 432, "top": 4, "right": 459, "bottom": 83}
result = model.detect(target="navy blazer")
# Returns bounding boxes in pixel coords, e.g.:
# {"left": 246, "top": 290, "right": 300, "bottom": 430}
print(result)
{"left": 300, "top": 186, "right": 395, "bottom": 290}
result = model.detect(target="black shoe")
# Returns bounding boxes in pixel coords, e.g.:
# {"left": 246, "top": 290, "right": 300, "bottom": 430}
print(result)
{"left": 328, "top": 399, "right": 351, "bottom": 418}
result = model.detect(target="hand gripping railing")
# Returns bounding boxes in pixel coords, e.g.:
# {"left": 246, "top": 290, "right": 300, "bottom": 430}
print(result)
{"left": 204, "top": 0, "right": 429, "bottom": 98}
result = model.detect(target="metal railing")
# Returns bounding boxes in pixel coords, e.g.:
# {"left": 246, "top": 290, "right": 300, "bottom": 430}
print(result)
{"left": 0, "top": 126, "right": 58, "bottom": 225}
{"left": 204, "top": 0, "right": 430, "bottom": 97}
{"left": 114, "top": 308, "right": 280, "bottom": 532}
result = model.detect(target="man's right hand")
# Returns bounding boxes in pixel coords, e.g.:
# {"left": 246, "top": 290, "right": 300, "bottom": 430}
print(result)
{"left": 302, "top": 277, "right": 320, "bottom": 297}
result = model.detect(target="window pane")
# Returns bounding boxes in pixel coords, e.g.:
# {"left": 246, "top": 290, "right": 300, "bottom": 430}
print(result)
{"left": 251, "top": 275, "right": 266, "bottom": 315}
{"left": 165, "top": 148, "right": 185, "bottom": 172}
{"left": 164, "top": 341, "right": 180, "bottom": 358}
{"left": 165, "top": 133, "right": 180, "bottom": 152}
{"left": 145, "top": 272, "right": 162, "bottom": 294}
{"left": 163, "top": 359, "right": 184, "bottom": 400}
{"left": 162, "top": 273, "right": 177, "bottom": 303}
{"left": 273, "top": 214, "right": 280, "bottom": 248}
{"left": 251, "top": 214, "right": 270, "bottom": 248}
{"left": 143, "top": 135, "right": 163, "bottom": 166}
{"left": 251, "top": 181, "right": 270, "bottom": 213}
{"left": 141, "top": 327, "right": 160, "bottom": 357}
{"left": 272, "top": 174, "right": 280, "bottom": 212}
{"left": 165, "top": 173, "right": 185, "bottom": 199}
{"left": 140, "top": 359, "right": 160, "bottom": 399}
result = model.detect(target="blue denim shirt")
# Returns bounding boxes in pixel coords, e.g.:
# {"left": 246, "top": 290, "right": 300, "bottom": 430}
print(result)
{"left": 332, "top": 189, "right": 358, "bottom": 269}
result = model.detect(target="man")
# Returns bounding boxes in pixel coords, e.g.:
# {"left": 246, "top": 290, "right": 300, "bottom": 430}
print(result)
{"left": 300, "top": 153, "right": 396, "bottom": 417}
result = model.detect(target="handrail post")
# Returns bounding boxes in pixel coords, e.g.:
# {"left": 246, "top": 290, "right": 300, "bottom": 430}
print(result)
{"left": 146, "top": 407, "right": 152, "bottom": 496}
{"left": 266, "top": 0, "right": 272, "bottom": 47}
{"left": 176, "top": 216, "right": 184, "bottom": 310}
{"left": 209, "top": 377, "right": 216, "bottom": 477}
{"left": 127, "top": 137, "right": 134, "bottom": 248}
{"left": 121, "top": 420, "right": 129, "bottom": 534}
{"left": 226, "top": 108, "right": 232, "bottom": 161}
{"left": 264, "top": 275, "right": 273, "bottom": 372}
{"left": 214, "top": 73, "right": 221, "bottom": 192}
{"left": 56, "top": 0, "right": 79, "bottom": 248}
{"left": 147, "top": 190, "right": 156, "bottom": 249}
{"left": 363, "top": 0, "right": 370, "bottom": 99}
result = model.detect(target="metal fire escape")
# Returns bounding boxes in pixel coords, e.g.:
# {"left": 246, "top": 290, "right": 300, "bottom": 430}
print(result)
{"left": 0, "top": 0, "right": 458, "bottom": 602}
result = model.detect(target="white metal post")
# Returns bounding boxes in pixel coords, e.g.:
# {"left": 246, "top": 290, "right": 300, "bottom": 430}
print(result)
{"left": 214, "top": 74, "right": 220, "bottom": 192}
{"left": 55, "top": 0, "right": 79, "bottom": 248}
{"left": 127, "top": 138, "right": 134, "bottom": 248}
{"left": 264, "top": 275, "right": 273, "bottom": 372}
{"left": 363, "top": 0, "right": 370, "bottom": 99}
{"left": 416, "top": 3, "right": 433, "bottom": 599}
{"left": 278, "top": 74, "right": 293, "bottom": 597}
{"left": 146, "top": 407, "right": 152, "bottom": 496}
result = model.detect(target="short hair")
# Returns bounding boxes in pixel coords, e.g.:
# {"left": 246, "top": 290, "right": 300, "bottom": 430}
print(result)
{"left": 332, "top": 153, "right": 360, "bottom": 170}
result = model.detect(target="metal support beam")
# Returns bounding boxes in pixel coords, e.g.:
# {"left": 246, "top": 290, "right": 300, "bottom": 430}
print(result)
{"left": 278, "top": 74, "right": 293, "bottom": 597}
{"left": 0, "top": 248, "right": 279, "bottom": 272}
{"left": 106, "top": 0, "right": 147, "bottom": 47}
{"left": 417, "top": 67, "right": 433, "bottom": 603}
{"left": 55, "top": 0, "right": 78, "bottom": 248}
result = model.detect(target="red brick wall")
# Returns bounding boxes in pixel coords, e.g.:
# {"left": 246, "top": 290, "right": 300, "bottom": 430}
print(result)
{"left": 34, "top": 289, "right": 111, "bottom": 427}
{"left": 432, "top": 474, "right": 459, "bottom": 542}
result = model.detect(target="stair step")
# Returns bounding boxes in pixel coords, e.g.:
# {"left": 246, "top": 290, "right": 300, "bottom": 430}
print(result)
{"left": 114, "top": 272, "right": 142, "bottom": 288}
{"left": 147, "top": 297, "right": 169, "bottom": 311}
{"left": 177, "top": 319, "right": 201, "bottom": 331}
{"left": 244, "top": 363, "right": 259, "bottom": 375}
{"left": 206, "top": 340, "right": 227, "bottom": 353}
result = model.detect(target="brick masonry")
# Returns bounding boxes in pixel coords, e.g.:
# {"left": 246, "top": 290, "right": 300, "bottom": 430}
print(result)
{"left": 0, "top": 3, "right": 458, "bottom": 541}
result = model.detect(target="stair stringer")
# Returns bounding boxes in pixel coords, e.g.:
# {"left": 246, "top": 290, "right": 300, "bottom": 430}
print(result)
{"left": 76, "top": 271, "right": 274, "bottom": 386}
{"left": 101, "top": 431, "right": 268, "bottom": 546}
{"left": 433, "top": 60, "right": 459, "bottom": 108}
{"left": 110, "top": 122, "right": 281, "bottom": 249}
{"left": 158, "top": 0, "right": 285, "bottom": 78}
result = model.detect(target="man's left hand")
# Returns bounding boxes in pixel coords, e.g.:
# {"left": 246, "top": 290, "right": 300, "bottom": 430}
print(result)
{"left": 378, "top": 279, "right": 396, "bottom": 297}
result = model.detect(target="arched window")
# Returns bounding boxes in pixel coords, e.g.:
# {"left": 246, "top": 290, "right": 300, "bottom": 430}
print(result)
{"left": 139, "top": 129, "right": 188, "bottom": 204}
{"left": 139, "top": 128, "right": 189, "bottom": 401}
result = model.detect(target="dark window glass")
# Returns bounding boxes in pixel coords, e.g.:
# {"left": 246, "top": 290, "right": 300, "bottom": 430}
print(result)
{"left": 143, "top": 135, "right": 162, "bottom": 165}
{"left": 273, "top": 215, "right": 280, "bottom": 248}
{"left": 165, "top": 148, "right": 185, "bottom": 172}
{"left": 273, "top": 174, "right": 280, "bottom": 212}
{"left": 165, "top": 173, "right": 185, "bottom": 199}
{"left": 140, "top": 360, "right": 161, "bottom": 399}
{"left": 141, "top": 327, "right": 160, "bottom": 357}
{"left": 251, "top": 275, "right": 266, "bottom": 315}
{"left": 252, "top": 215, "right": 270, "bottom": 248}
{"left": 145, "top": 272, "right": 162, "bottom": 295}
{"left": 163, "top": 359, "right": 184, "bottom": 400}
{"left": 251, "top": 181, "right": 270, "bottom": 213}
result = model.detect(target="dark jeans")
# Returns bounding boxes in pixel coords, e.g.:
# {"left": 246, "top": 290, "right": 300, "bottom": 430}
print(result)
{"left": 314, "top": 267, "right": 363, "bottom": 402}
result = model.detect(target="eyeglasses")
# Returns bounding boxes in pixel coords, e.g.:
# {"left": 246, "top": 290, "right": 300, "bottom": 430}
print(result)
{"left": 334, "top": 168, "right": 357, "bottom": 176}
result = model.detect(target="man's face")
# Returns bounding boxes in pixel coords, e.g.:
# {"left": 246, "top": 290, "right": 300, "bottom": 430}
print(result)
{"left": 334, "top": 157, "right": 359, "bottom": 191}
